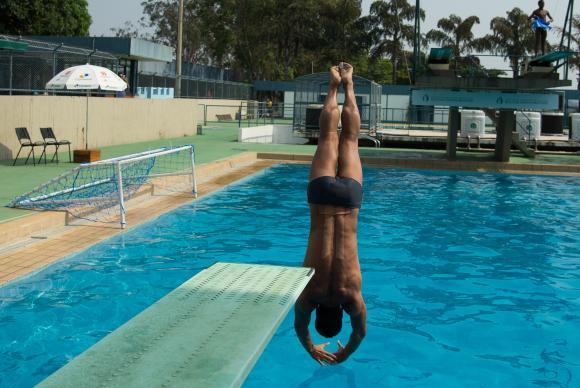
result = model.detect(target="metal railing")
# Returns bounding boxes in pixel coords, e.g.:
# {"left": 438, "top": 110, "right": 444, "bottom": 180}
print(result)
{"left": 138, "top": 72, "right": 252, "bottom": 100}
{"left": 0, "top": 35, "right": 252, "bottom": 100}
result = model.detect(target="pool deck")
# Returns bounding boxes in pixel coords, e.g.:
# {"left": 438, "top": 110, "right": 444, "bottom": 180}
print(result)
{"left": 0, "top": 154, "right": 276, "bottom": 286}
{"left": 0, "top": 126, "right": 579, "bottom": 286}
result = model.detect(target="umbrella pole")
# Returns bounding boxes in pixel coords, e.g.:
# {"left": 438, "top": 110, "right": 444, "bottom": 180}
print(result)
{"left": 85, "top": 91, "right": 89, "bottom": 150}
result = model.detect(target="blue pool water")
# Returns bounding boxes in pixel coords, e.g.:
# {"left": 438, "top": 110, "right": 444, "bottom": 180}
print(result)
{"left": 0, "top": 164, "right": 579, "bottom": 387}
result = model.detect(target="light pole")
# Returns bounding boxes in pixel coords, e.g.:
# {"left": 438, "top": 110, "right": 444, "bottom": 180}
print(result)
{"left": 412, "top": 0, "right": 421, "bottom": 84}
{"left": 175, "top": 0, "right": 184, "bottom": 98}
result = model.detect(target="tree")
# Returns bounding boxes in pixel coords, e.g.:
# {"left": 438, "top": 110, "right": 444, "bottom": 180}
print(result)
{"left": 0, "top": 0, "right": 91, "bottom": 36}
{"left": 426, "top": 14, "right": 480, "bottom": 58}
{"left": 136, "top": 0, "right": 366, "bottom": 81}
{"left": 110, "top": 21, "right": 152, "bottom": 40}
{"left": 472, "top": 8, "right": 535, "bottom": 78}
{"left": 556, "top": 14, "right": 580, "bottom": 73}
{"left": 141, "top": 0, "right": 210, "bottom": 64}
{"left": 364, "top": 0, "right": 425, "bottom": 84}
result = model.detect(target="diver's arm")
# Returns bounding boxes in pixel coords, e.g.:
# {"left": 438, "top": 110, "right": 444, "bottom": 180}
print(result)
{"left": 547, "top": 12, "right": 554, "bottom": 22}
{"left": 294, "top": 296, "right": 337, "bottom": 365}
{"left": 294, "top": 297, "right": 315, "bottom": 353}
{"left": 334, "top": 295, "right": 367, "bottom": 363}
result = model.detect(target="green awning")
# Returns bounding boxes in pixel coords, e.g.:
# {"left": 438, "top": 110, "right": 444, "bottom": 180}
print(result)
{"left": 429, "top": 47, "right": 454, "bottom": 60}
{"left": 0, "top": 39, "right": 28, "bottom": 51}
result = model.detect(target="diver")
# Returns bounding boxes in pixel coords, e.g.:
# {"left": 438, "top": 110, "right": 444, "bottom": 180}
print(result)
{"left": 529, "top": 0, "right": 554, "bottom": 56}
{"left": 294, "top": 62, "right": 367, "bottom": 365}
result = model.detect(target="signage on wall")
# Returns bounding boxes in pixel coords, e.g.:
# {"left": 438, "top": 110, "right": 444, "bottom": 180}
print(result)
{"left": 411, "top": 89, "right": 560, "bottom": 110}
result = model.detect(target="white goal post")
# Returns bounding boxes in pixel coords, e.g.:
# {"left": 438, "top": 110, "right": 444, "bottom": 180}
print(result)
{"left": 10, "top": 145, "right": 197, "bottom": 228}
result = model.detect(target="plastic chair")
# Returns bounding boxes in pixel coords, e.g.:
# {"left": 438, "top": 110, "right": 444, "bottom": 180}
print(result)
{"left": 13, "top": 127, "right": 45, "bottom": 166}
{"left": 39, "top": 127, "right": 71, "bottom": 164}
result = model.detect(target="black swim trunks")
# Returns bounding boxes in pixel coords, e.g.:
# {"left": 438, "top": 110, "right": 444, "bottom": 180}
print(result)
{"left": 307, "top": 176, "right": 363, "bottom": 209}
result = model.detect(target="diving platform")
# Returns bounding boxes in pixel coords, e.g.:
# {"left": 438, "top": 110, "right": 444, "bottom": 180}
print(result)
{"left": 419, "top": 50, "right": 576, "bottom": 90}
{"left": 413, "top": 48, "right": 576, "bottom": 162}
{"left": 39, "top": 262, "right": 314, "bottom": 388}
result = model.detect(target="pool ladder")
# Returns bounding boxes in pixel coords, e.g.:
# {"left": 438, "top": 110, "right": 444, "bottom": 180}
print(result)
{"left": 359, "top": 134, "right": 381, "bottom": 148}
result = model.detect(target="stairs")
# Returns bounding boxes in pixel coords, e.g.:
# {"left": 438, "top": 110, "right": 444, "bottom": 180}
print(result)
{"left": 511, "top": 132, "right": 536, "bottom": 158}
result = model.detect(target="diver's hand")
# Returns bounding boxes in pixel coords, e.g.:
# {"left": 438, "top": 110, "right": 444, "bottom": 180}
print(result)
{"left": 310, "top": 342, "right": 337, "bottom": 366}
{"left": 332, "top": 340, "right": 349, "bottom": 364}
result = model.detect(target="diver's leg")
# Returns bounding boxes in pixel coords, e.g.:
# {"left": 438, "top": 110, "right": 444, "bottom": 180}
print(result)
{"left": 309, "top": 67, "right": 341, "bottom": 181}
{"left": 541, "top": 29, "right": 547, "bottom": 55}
{"left": 337, "top": 63, "right": 362, "bottom": 185}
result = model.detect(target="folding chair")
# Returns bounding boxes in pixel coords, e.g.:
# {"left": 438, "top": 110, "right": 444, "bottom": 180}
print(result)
{"left": 12, "top": 127, "right": 45, "bottom": 166}
{"left": 39, "top": 127, "right": 72, "bottom": 164}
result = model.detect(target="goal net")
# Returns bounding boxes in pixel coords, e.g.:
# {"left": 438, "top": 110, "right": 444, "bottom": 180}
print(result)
{"left": 9, "top": 146, "right": 197, "bottom": 227}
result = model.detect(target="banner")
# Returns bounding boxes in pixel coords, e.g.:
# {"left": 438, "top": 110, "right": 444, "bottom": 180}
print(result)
{"left": 411, "top": 89, "right": 560, "bottom": 110}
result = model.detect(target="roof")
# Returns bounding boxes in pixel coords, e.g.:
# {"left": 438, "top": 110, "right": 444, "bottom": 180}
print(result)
{"left": 26, "top": 36, "right": 174, "bottom": 62}
{"left": 295, "top": 71, "right": 377, "bottom": 86}
{"left": 0, "top": 39, "right": 28, "bottom": 51}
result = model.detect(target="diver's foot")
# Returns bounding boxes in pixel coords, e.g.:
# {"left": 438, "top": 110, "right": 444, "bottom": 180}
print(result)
{"left": 329, "top": 66, "right": 341, "bottom": 89}
{"left": 339, "top": 62, "right": 353, "bottom": 86}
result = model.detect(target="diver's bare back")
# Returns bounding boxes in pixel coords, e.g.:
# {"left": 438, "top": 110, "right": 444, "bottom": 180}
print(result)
{"left": 302, "top": 205, "right": 362, "bottom": 306}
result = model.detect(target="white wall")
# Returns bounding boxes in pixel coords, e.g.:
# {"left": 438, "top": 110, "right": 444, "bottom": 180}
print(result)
{"left": 238, "top": 125, "right": 308, "bottom": 145}
{"left": 283, "top": 91, "right": 294, "bottom": 119}
{"left": 383, "top": 95, "right": 410, "bottom": 122}
{"left": 0, "top": 96, "right": 247, "bottom": 160}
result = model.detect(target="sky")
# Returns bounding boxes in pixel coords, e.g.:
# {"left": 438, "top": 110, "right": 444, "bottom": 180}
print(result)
{"left": 88, "top": 0, "right": 574, "bottom": 42}
{"left": 88, "top": 0, "right": 577, "bottom": 83}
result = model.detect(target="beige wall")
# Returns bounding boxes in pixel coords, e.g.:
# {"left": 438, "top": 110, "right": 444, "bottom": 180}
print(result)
{"left": 0, "top": 96, "right": 248, "bottom": 160}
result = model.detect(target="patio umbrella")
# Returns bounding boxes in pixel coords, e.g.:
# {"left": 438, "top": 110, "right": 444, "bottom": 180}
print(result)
{"left": 45, "top": 64, "right": 127, "bottom": 150}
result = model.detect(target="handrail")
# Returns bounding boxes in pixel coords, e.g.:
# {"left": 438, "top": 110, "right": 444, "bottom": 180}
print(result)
{"left": 359, "top": 134, "right": 380, "bottom": 148}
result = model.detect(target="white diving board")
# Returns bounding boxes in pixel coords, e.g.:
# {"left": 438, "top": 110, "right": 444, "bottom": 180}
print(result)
{"left": 39, "top": 262, "right": 314, "bottom": 388}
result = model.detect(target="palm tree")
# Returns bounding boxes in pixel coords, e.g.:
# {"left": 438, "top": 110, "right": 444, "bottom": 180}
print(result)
{"left": 365, "top": 0, "right": 425, "bottom": 84}
{"left": 472, "top": 8, "right": 535, "bottom": 78}
{"left": 426, "top": 14, "right": 480, "bottom": 58}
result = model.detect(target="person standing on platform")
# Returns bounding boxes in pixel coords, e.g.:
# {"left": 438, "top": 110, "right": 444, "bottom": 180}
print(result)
{"left": 529, "top": 0, "right": 554, "bottom": 56}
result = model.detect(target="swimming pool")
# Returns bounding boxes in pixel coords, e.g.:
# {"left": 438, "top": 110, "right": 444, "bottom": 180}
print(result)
{"left": 0, "top": 164, "right": 578, "bottom": 387}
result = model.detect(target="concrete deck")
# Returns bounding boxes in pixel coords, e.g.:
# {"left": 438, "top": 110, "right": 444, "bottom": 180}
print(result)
{"left": 377, "top": 128, "right": 579, "bottom": 151}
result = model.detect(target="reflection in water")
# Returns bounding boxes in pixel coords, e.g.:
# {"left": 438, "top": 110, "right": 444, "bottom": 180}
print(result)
{"left": 299, "top": 365, "right": 357, "bottom": 388}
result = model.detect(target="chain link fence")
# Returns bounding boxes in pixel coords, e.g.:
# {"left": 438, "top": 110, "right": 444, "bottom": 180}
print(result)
{"left": 0, "top": 35, "right": 119, "bottom": 95}
{"left": 0, "top": 35, "right": 252, "bottom": 99}
{"left": 138, "top": 72, "right": 251, "bottom": 100}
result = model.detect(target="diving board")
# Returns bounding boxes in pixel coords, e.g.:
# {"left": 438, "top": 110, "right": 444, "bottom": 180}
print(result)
{"left": 39, "top": 262, "right": 314, "bottom": 388}
{"left": 529, "top": 50, "right": 577, "bottom": 64}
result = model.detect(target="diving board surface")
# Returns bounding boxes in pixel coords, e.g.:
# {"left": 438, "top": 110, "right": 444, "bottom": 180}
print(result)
{"left": 530, "top": 50, "right": 576, "bottom": 63}
{"left": 39, "top": 262, "right": 314, "bottom": 388}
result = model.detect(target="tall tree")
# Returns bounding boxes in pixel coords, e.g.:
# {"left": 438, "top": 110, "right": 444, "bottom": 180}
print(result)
{"left": 556, "top": 14, "right": 580, "bottom": 72}
{"left": 110, "top": 21, "right": 152, "bottom": 40}
{"left": 0, "top": 0, "right": 91, "bottom": 36}
{"left": 137, "top": 0, "right": 366, "bottom": 81}
{"left": 141, "top": 0, "right": 210, "bottom": 64}
{"left": 426, "top": 14, "right": 480, "bottom": 58}
{"left": 364, "top": 0, "right": 425, "bottom": 84}
{"left": 472, "top": 8, "right": 535, "bottom": 78}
